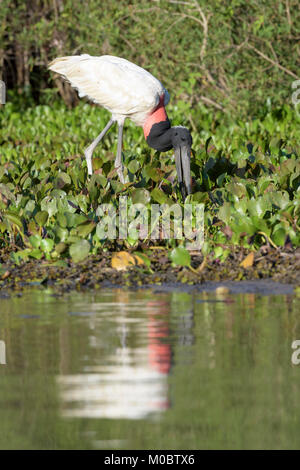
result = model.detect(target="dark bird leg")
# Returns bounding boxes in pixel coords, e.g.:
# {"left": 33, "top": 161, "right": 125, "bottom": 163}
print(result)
{"left": 84, "top": 118, "right": 115, "bottom": 175}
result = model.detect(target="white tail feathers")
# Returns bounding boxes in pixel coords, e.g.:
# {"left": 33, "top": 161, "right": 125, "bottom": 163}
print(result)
{"left": 48, "top": 55, "right": 91, "bottom": 75}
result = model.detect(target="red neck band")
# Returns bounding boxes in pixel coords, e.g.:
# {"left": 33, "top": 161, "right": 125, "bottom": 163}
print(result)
{"left": 143, "top": 95, "right": 168, "bottom": 139}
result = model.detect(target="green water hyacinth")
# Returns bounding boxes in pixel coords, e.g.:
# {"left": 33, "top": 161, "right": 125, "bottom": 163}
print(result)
{"left": 0, "top": 98, "right": 299, "bottom": 264}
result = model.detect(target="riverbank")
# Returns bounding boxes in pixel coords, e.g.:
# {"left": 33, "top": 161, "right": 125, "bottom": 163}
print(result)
{"left": 0, "top": 245, "right": 299, "bottom": 294}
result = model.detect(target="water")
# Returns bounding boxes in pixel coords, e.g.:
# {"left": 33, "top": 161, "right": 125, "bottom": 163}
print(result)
{"left": 0, "top": 287, "right": 300, "bottom": 449}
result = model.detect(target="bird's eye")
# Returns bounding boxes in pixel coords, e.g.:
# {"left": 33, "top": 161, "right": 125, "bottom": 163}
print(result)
{"left": 175, "top": 132, "right": 178, "bottom": 136}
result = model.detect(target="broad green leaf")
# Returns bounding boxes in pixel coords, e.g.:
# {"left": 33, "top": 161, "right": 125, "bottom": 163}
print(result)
{"left": 35, "top": 211, "right": 49, "bottom": 226}
{"left": 29, "top": 234, "right": 42, "bottom": 248}
{"left": 69, "top": 239, "right": 90, "bottom": 262}
{"left": 131, "top": 188, "right": 151, "bottom": 205}
{"left": 170, "top": 246, "right": 191, "bottom": 267}
{"left": 4, "top": 212, "right": 23, "bottom": 229}
{"left": 40, "top": 239, "right": 54, "bottom": 253}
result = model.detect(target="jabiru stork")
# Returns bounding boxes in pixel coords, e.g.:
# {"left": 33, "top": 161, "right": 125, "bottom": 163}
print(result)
{"left": 48, "top": 54, "right": 192, "bottom": 199}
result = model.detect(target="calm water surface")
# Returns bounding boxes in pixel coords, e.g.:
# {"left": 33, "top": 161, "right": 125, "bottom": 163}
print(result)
{"left": 0, "top": 288, "right": 300, "bottom": 449}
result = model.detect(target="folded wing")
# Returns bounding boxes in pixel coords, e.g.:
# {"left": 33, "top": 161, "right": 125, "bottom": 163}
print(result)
{"left": 48, "top": 54, "right": 169, "bottom": 124}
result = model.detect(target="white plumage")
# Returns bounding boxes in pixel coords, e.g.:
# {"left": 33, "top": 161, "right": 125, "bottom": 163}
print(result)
{"left": 48, "top": 54, "right": 170, "bottom": 126}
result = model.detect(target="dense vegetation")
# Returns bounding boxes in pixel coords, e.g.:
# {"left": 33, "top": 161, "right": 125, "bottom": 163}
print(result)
{"left": 0, "top": 97, "right": 299, "bottom": 267}
{"left": 0, "top": 0, "right": 299, "bottom": 274}
{"left": 1, "top": 0, "right": 299, "bottom": 116}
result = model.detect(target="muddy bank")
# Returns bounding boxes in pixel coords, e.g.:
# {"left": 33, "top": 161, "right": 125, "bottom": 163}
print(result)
{"left": 0, "top": 245, "right": 299, "bottom": 295}
{"left": 148, "top": 280, "right": 295, "bottom": 295}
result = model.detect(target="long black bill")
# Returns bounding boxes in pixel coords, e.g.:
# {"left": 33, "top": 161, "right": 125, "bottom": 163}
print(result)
{"left": 174, "top": 146, "right": 191, "bottom": 201}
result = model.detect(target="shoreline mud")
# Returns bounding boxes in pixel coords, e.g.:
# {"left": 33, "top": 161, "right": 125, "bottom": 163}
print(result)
{"left": 0, "top": 246, "right": 299, "bottom": 295}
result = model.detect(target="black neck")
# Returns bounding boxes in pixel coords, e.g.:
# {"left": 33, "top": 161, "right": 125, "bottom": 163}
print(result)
{"left": 146, "top": 120, "right": 173, "bottom": 152}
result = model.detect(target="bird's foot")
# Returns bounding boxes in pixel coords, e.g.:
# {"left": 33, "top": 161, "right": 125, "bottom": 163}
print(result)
{"left": 84, "top": 150, "right": 93, "bottom": 176}
{"left": 115, "top": 165, "right": 125, "bottom": 184}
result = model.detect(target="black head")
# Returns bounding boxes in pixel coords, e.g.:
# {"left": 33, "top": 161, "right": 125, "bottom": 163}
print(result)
{"left": 171, "top": 126, "right": 193, "bottom": 149}
{"left": 171, "top": 126, "right": 192, "bottom": 200}
{"left": 145, "top": 123, "right": 193, "bottom": 200}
